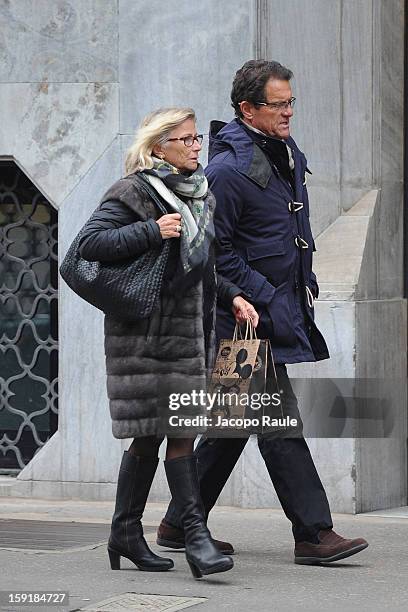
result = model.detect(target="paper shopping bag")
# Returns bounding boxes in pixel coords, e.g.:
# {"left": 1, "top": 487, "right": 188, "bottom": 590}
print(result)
{"left": 208, "top": 322, "right": 285, "bottom": 435}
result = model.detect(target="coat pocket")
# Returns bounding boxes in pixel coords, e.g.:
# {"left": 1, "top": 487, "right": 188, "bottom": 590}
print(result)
{"left": 264, "top": 281, "right": 297, "bottom": 347}
{"left": 246, "top": 239, "right": 287, "bottom": 280}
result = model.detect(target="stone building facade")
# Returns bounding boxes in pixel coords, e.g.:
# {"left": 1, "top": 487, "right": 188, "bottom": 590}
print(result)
{"left": 0, "top": 0, "right": 406, "bottom": 513}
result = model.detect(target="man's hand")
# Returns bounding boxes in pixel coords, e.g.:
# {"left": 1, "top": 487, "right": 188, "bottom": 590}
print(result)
{"left": 232, "top": 296, "right": 259, "bottom": 328}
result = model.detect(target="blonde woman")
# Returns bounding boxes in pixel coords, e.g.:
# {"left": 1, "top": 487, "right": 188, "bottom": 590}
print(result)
{"left": 78, "top": 108, "right": 258, "bottom": 579}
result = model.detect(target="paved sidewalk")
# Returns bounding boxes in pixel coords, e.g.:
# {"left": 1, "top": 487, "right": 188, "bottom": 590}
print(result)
{"left": 0, "top": 498, "right": 407, "bottom": 612}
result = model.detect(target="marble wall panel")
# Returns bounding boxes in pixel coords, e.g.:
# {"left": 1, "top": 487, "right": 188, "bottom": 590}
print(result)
{"left": 368, "top": 1, "right": 405, "bottom": 305}
{"left": 306, "top": 185, "right": 341, "bottom": 238}
{"left": 356, "top": 222, "right": 378, "bottom": 301}
{"left": 341, "top": 187, "right": 373, "bottom": 214}
{"left": 58, "top": 138, "right": 124, "bottom": 484}
{"left": 313, "top": 216, "right": 369, "bottom": 288}
{"left": 307, "top": 438, "right": 356, "bottom": 514}
{"left": 0, "top": 0, "right": 118, "bottom": 83}
{"left": 357, "top": 298, "right": 407, "bottom": 379}
{"left": 356, "top": 437, "right": 406, "bottom": 512}
{"left": 312, "top": 191, "right": 378, "bottom": 300}
{"left": 355, "top": 299, "right": 407, "bottom": 511}
{"left": 18, "top": 432, "right": 62, "bottom": 482}
{"left": 119, "top": 0, "right": 255, "bottom": 134}
{"left": 376, "top": 182, "right": 404, "bottom": 299}
{"left": 379, "top": 0, "right": 404, "bottom": 184}
{"left": 340, "top": 0, "right": 374, "bottom": 209}
{"left": 59, "top": 137, "right": 123, "bottom": 248}
{"left": 262, "top": 0, "right": 341, "bottom": 197}
{"left": 0, "top": 83, "right": 119, "bottom": 205}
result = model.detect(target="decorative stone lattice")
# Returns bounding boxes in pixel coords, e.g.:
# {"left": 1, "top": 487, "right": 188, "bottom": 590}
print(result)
{"left": 0, "top": 161, "right": 58, "bottom": 469}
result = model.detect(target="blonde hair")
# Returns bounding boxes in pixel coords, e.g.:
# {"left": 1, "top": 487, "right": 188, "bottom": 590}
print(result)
{"left": 125, "top": 107, "right": 196, "bottom": 174}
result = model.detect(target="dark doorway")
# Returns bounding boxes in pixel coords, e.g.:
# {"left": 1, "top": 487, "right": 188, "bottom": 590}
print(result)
{"left": 0, "top": 161, "right": 58, "bottom": 472}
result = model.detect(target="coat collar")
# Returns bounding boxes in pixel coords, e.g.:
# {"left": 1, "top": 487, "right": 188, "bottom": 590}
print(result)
{"left": 209, "top": 119, "right": 305, "bottom": 189}
{"left": 245, "top": 142, "right": 272, "bottom": 188}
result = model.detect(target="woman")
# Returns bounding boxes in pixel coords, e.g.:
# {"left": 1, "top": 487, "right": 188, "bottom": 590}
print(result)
{"left": 78, "top": 107, "right": 258, "bottom": 579}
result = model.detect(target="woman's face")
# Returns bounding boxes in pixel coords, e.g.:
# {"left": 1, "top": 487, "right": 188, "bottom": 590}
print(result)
{"left": 155, "top": 118, "right": 202, "bottom": 173}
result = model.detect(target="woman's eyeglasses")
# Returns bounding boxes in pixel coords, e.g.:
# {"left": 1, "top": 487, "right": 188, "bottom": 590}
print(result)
{"left": 167, "top": 134, "right": 204, "bottom": 147}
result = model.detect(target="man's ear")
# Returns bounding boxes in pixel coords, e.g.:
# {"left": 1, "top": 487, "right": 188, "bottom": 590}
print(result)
{"left": 240, "top": 101, "right": 254, "bottom": 121}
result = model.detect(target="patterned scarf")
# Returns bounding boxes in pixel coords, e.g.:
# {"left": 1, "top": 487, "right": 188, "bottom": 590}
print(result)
{"left": 143, "top": 159, "right": 215, "bottom": 276}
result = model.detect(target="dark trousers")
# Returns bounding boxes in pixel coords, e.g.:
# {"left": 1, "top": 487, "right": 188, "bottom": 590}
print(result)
{"left": 164, "top": 365, "right": 333, "bottom": 543}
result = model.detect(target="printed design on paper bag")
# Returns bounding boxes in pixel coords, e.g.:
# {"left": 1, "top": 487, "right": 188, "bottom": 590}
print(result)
{"left": 209, "top": 338, "right": 261, "bottom": 423}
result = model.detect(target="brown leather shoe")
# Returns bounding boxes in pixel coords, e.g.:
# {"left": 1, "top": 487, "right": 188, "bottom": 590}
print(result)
{"left": 156, "top": 519, "right": 234, "bottom": 555}
{"left": 294, "top": 529, "right": 368, "bottom": 565}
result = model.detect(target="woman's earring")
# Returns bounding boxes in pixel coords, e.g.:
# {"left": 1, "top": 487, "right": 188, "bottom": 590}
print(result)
{"left": 159, "top": 153, "right": 165, "bottom": 160}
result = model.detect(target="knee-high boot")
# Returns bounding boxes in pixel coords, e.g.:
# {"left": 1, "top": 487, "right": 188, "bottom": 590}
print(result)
{"left": 164, "top": 455, "right": 233, "bottom": 579}
{"left": 108, "top": 452, "right": 174, "bottom": 571}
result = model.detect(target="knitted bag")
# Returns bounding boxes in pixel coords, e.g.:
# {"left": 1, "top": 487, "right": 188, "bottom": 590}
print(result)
{"left": 59, "top": 178, "right": 171, "bottom": 320}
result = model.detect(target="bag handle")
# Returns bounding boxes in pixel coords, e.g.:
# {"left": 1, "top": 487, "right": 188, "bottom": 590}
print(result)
{"left": 233, "top": 319, "right": 258, "bottom": 341}
{"left": 232, "top": 324, "right": 242, "bottom": 342}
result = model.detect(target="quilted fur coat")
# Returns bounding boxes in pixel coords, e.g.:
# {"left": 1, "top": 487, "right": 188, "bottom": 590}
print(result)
{"left": 78, "top": 173, "right": 240, "bottom": 438}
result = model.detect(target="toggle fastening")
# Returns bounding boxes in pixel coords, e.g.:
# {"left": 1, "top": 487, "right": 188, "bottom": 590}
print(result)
{"left": 305, "top": 285, "right": 314, "bottom": 308}
{"left": 295, "top": 235, "right": 309, "bottom": 249}
{"left": 288, "top": 201, "right": 304, "bottom": 213}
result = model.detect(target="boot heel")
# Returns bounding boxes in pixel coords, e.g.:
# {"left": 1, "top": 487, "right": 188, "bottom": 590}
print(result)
{"left": 187, "top": 560, "right": 202, "bottom": 579}
{"left": 108, "top": 548, "right": 121, "bottom": 570}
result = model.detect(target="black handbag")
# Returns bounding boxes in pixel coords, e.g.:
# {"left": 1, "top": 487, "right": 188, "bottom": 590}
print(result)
{"left": 59, "top": 175, "right": 171, "bottom": 321}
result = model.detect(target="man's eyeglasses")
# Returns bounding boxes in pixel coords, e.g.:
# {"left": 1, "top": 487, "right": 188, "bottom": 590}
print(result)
{"left": 167, "top": 134, "right": 204, "bottom": 147}
{"left": 255, "top": 97, "right": 296, "bottom": 111}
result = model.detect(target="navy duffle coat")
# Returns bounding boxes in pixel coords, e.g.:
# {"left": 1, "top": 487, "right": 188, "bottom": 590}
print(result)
{"left": 206, "top": 118, "right": 329, "bottom": 364}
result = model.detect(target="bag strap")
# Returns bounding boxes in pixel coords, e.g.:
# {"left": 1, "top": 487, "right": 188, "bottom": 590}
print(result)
{"left": 132, "top": 173, "right": 170, "bottom": 215}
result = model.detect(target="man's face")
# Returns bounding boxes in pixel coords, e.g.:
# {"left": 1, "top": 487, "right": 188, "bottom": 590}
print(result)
{"left": 249, "top": 78, "right": 293, "bottom": 139}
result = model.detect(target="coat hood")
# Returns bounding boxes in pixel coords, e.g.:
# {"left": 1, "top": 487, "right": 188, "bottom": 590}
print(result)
{"left": 208, "top": 119, "right": 251, "bottom": 163}
{"left": 208, "top": 119, "right": 275, "bottom": 188}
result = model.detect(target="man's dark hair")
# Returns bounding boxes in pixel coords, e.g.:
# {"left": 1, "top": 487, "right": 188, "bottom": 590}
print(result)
{"left": 231, "top": 60, "right": 293, "bottom": 118}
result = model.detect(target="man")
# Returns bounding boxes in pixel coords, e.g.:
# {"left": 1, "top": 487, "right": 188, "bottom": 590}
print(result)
{"left": 157, "top": 60, "right": 368, "bottom": 564}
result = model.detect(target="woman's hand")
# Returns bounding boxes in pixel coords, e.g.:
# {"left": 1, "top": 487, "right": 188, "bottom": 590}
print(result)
{"left": 156, "top": 213, "right": 182, "bottom": 239}
{"left": 232, "top": 296, "right": 259, "bottom": 328}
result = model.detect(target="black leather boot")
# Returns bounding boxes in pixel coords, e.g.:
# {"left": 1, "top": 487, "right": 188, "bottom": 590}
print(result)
{"left": 164, "top": 455, "right": 233, "bottom": 579}
{"left": 160, "top": 436, "right": 246, "bottom": 531}
{"left": 108, "top": 452, "right": 173, "bottom": 571}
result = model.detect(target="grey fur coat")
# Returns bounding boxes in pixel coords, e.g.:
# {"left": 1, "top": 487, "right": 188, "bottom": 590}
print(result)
{"left": 79, "top": 173, "right": 240, "bottom": 438}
